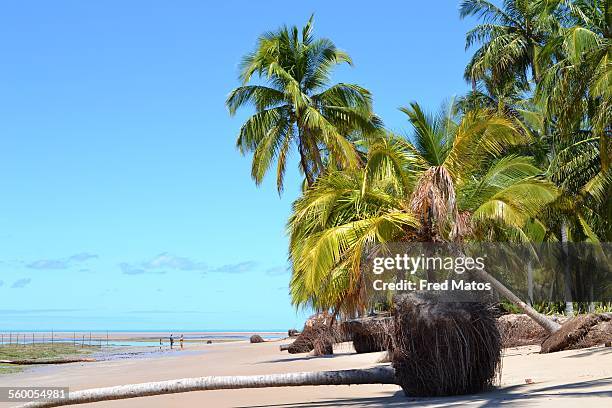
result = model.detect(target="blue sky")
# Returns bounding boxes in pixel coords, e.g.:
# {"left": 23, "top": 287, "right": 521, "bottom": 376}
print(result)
{"left": 0, "top": 1, "right": 476, "bottom": 330}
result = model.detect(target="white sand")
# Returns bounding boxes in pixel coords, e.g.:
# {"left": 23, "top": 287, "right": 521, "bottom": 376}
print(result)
{"left": 1, "top": 340, "right": 611, "bottom": 407}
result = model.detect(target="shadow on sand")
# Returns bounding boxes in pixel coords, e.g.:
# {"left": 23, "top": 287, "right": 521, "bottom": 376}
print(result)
{"left": 562, "top": 347, "right": 612, "bottom": 359}
{"left": 236, "top": 377, "right": 612, "bottom": 407}
{"left": 256, "top": 351, "right": 356, "bottom": 364}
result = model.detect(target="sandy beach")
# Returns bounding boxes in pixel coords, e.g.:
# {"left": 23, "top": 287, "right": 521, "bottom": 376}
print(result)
{"left": 1, "top": 339, "right": 611, "bottom": 407}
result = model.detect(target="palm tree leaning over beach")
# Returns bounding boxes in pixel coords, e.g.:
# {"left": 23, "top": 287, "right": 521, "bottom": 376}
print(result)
{"left": 226, "top": 15, "right": 381, "bottom": 192}
{"left": 288, "top": 102, "right": 562, "bottom": 333}
{"left": 24, "top": 6, "right": 610, "bottom": 407}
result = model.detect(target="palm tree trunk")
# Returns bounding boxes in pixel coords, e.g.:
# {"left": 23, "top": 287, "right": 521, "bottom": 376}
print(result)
{"left": 601, "top": 131, "right": 609, "bottom": 172}
{"left": 472, "top": 267, "right": 561, "bottom": 333}
{"left": 18, "top": 367, "right": 396, "bottom": 408}
{"left": 527, "top": 260, "right": 534, "bottom": 306}
{"left": 328, "top": 301, "right": 342, "bottom": 328}
{"left": 298, "top": 139, "right": 314, "bottom": 187}
{"left": 561, "top": 220, "right": 575, "bottom": 316}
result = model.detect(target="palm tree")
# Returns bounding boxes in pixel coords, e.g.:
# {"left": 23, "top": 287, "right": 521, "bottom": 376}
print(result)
{"left": 226, "top": 15, "right": 381, "bottom": 192}
{"left": 536, "top": 0, "right": 611, "bottom": 170}
{"left": 460, "top": 0, "right": 558, "bottom": 85}
{"left": 288, "top": 166, "right": 419, "bottom": 317}
{"left": 532, "top": 0, "right": 611, "bottom": 313}
{"left": 15, "top": 367, "right": 396, "bottom": 408}
{"left": 288, "top": 103, "right": 561, "bottom": 332}
{"left": 455, "top": 71, "right": 529, "bottom": 116}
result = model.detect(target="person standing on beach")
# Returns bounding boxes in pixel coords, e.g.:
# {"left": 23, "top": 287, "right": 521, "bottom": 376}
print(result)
{"left": 159, "top": 338, "right": 162, "bottom": 350}
{"left": 170, "top": 334, "right": 174, "bottom": 349}
{"left": 180, "top": 334, "right": 184, "bottom": 350}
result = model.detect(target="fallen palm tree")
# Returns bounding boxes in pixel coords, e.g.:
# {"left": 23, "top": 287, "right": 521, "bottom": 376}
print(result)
{"left": 17, "top": 294, "right": 503, "bottom": 407}
{"left": 286, "top": 314, "right": 341, "bottom": 355}
{"left": 17, "top": 367, "right": 396, "bottom": 408}
{"left": 540, "top": 313, "right": 612, "bottom": 353}
{"left": 343, "top": 316, "right": 393, "bottom": 353}
{"left": 497, "top": 314, "right": 552, "bottom": 347}
{"left": 286, "top": 323, "right": 338, "bottom": 355}
{"left": 391, "top": 294, "right": 501, "bottom": 396}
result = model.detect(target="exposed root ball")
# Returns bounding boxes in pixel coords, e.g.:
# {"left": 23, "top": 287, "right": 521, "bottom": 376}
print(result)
{"left": 312, "top": 332, "right": 334, "bottom": 356}
{"left": 343, "top": 317, "right": 393, "bottom": 353}
{"left": 391, "top": 294, "right": 502, "bottom": 397}
{"left": 287, "top": 322, "right": 339, "bottom": 355}
{"left": 249, "top": 335, "right": 264, "bottom": 343}
{"left": 541, "top": 314, "right": 612, "bottom": 353}
{"left": 497, "top": 314, "right": 548, "bottom": 347}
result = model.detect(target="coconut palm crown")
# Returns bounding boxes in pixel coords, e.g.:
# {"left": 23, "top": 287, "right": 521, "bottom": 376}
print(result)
{"left": 460, "top": 0, "right": 558, "bottom": 85}
{"left": 288, "top": 103, "right": 558, "bottom": 316}
{"left": 226, "top": 15, "right": 381, "bottom": 192}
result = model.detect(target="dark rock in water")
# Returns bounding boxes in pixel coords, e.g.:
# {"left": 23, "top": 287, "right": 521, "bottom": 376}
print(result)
{"left": 288, "top": 329, "right": 299, "bottom": 337}
{"left": 250, "top": 334, "right": 265, "bottom": 344}
{"left": 391, "top": 293, "right": 501, "bottom": 397}
{"left": 540, "top": 314, "right": 612, "bottom": 353}
{"left": 206, "top": 340, "right": 212, "bottom": 344}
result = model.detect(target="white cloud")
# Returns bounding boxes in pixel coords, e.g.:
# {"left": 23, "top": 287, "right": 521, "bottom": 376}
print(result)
{"left": 27, "top": 253, "right": 98, "bottom": 270}
{"left": 11, "top": 278, "right": 31, "bottom": 288}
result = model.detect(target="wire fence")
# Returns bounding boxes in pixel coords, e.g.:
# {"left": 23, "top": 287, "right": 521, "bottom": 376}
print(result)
{"left": 0, "top": 331, "right": 111, "bottom": 349}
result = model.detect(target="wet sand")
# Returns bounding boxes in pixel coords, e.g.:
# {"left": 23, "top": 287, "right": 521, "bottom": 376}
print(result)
{"left": 1, "top": 340, "right": 611, "bottom": 407}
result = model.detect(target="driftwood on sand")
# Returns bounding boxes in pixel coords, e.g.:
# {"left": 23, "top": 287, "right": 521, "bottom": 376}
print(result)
{"left": 0, "top": 358, "right": 96, "bottom": 365}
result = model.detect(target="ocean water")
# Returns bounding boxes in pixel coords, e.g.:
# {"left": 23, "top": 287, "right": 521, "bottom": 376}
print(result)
{"left": 0, "top": 331, "right": 286, "bottom": 348}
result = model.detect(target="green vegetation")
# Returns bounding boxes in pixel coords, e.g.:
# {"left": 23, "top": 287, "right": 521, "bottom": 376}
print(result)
{"left": 229, "top": 2, "right": 611, "bottom": 327}
{"left": 0, "top": 343, "right": 96, "bottom": 375}
{"left": 226, "top": 15, "right": 381, "bottom": 192}
{"left": 0, "top": 364, "right": 21, "bottom": 375}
